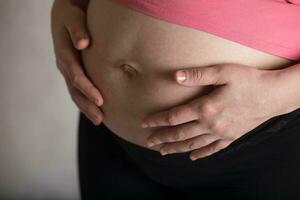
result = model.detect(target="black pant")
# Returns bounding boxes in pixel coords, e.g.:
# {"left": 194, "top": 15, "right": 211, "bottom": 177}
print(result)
{"left": 78, "top": 108, "right": 300, "bottom": 200}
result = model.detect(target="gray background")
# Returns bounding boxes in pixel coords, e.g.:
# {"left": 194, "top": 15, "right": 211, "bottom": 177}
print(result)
{"left": 0, "top": 0, "right": 80, "bottom": 199}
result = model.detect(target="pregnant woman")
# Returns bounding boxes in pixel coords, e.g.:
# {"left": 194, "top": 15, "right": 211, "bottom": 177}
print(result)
{"left": 51, "top": 0, "right": 300, "bottom": 199}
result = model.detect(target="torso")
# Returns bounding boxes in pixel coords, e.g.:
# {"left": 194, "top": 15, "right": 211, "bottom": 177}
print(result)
{"left": 81, "top": 0, "right": 295, "bottom": 152}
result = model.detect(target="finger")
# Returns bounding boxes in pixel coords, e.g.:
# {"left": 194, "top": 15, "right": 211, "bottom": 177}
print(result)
{"left": 65, "top": 3, "right": 90, "bottom": 50}
{"left": 159, "top": 134, "right": 220, "bottom": 155}
{"left": 64, "top": 73, "right": 103, "bottom": 125}
{"left": 147, "top": 120, "right": 207, "bottom": 146}
{"left": 142, "top": 103, "right": 199, "bottom": 128}
{"left": 53, "top": 25, "right": 103, "bottom": 107}
{"left": 175, "top": 65, "right": 230, "bottom": 86}
{"left": 71, "top": 74, "right": 104, "bottom": 107}
{"left": 71, "top": 86, "right": 104, "bottom": 126}
{"left": 189, "top": 139, "right": 232, "bottom": 161}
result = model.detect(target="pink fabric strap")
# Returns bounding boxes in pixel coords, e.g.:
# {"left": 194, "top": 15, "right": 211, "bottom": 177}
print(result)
{"left": 112, "top": 0, "right": 300, "bottom": 61}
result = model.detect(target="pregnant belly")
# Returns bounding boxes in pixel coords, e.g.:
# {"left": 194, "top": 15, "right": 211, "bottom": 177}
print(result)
{"left": 81, "top": 0, "right": 294, "bottom": 152}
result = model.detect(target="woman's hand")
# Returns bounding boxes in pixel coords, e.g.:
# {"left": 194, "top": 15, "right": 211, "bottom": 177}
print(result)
{"left": 142, "top": 63, "right": 284, "bottom": 161}
{"left": 51, "top": 0, "right": 104, "bottom": 125}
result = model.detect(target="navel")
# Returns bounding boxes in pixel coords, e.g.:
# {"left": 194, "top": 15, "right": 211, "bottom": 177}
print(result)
{"left": 119, "top": 63, "right": 139, "bottom": 78}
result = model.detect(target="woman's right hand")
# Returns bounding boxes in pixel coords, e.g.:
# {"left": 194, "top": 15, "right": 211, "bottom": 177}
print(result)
{"left": 51, "top": 0, "right": 104, "bottom": 125}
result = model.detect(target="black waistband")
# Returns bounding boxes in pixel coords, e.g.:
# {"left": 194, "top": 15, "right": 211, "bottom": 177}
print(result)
{"left": 105, "top": 108, "right": 300, "bottom": 188}
{"left": 108, "top": 107, "right": 300, "bottom": 165}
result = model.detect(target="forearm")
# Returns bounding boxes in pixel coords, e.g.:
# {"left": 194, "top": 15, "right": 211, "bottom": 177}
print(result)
{"left": 271, "top": 63, "right": 300, "bottom": 115}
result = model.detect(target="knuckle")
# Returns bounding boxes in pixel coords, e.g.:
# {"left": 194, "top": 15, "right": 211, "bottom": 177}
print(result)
{"left": 190, "top": 68, "right": 203, "bottom": 82}
{"left": 174, "top": 129, "right": 185, "bottom": 141}
{"left": 210, "top": 119, "right": 225, "bottom": 134}
{"left": 166, "top": 112, "right": 178, "bottom": 126}
{"left": 188, "top": 140, "right": 196, "bottom": 149}
{"left": 200, "top": 103, "right": 218, "bottom": 118}
{"left": 71, "top": 74, "right": 83, "bottom": 88}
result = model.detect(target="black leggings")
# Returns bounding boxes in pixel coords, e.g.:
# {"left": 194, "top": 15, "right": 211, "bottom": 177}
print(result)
{"left": 78, "top": 108, "right": 300, "bottom": 200}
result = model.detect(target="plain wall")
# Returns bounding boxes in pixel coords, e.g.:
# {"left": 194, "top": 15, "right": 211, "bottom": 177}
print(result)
{"left": 0, "top": 1, "right": 79, "bottom": 199}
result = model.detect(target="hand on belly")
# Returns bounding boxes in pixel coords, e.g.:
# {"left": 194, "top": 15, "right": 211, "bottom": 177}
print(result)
{"left": 81, "top": 0, "right": 293, "bottom": 153}
{"left": 142, "top": 63, "right": 293, "bottom": 160}
{"left": 81, "top": 50, "right": 212, "bottom": 151}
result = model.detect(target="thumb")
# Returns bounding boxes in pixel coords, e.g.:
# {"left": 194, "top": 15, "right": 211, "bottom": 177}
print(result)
{"left": 175, "top": 65, "right": 228, "bottom": 86}
{"left": 65, "top": 3, "right": 90, "bottom": 50}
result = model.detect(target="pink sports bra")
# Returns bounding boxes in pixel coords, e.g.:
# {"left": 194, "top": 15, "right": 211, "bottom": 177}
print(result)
{"left": 111, "top": 0, "right": 300, "bottom": 61}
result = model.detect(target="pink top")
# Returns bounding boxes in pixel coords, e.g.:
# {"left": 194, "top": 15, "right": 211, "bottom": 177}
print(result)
{"left": 111, "top": 0, "right": 300, "bottom": 61}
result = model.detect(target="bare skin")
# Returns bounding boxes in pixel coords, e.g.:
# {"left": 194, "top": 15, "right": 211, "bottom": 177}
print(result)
{"left": 81, "top": 0, "right": 295, "bottom": 155}
{"left": 51, "top": 0, "right": 300, "bottom": 161}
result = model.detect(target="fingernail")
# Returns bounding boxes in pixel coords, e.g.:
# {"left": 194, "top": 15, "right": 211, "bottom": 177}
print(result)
{"left": 160, "top": 149, "right": 168, "bottom": 156}
{"left": 176, "top": 70, "right": 187, "bottom": 83}
{"left": 95, "top": 99, "right": 101, "bottom": 106}
{"left": 76, "top": 38, "right": 89, "bottom": 50}
{"left": 190, "top": 156, "right": 196, "bottom": 161}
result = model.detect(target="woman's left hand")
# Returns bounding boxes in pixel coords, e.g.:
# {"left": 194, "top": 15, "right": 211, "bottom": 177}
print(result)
{"left": 142, "top": 63, "right": 283, "bottom": 161}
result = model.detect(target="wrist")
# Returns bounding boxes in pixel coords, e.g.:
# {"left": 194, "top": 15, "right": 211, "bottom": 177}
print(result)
{"left": 262, "top": 64, "right": 300, "bottom": 116}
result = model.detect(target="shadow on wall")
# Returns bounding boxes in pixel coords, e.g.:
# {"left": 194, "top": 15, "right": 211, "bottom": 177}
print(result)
{"left": 0, "top": 0, "right": 79, "bottom": 199}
